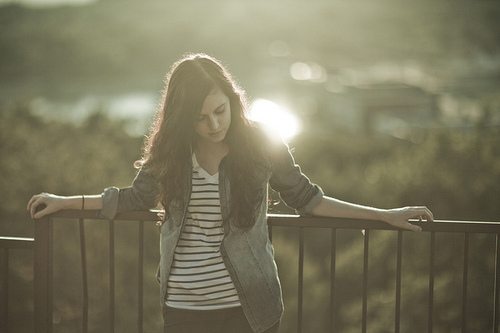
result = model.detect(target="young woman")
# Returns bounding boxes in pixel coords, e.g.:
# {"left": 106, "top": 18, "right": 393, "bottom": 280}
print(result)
{"left": 27, "top": 53, "right": 433, "bottom": 333}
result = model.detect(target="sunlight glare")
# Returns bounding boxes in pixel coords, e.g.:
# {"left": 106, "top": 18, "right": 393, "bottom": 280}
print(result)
{"left": 248, "top": 99, "right": 302, "bottom": 140}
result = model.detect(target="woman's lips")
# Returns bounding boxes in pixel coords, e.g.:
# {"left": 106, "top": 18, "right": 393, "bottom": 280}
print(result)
{"left": 210, "top": 130, "right": 223, "bottom": 137}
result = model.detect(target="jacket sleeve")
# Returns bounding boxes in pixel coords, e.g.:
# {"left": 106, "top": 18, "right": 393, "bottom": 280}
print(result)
{"left": 99, "top": 168, "right": 159, "bottom": 220}
{"left": 268, "top": 137, "right": 324, "bottom": 215}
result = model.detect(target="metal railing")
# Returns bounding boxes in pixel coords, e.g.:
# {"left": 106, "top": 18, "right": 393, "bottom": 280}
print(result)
{"left": 0, "top": 236, "right": 34, "bottom": 333}
{"left": 268, "top": 215, "right": 500, "bottom": 333}
{"left": 33, "top": 210, "right": 159, "bottom": 333}
{"left": 2, "top": 211, "right": 500, "bottom": 332}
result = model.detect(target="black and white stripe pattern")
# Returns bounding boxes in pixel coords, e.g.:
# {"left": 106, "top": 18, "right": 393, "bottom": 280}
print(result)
{"left": 166, "top": 157, "right": 240, "bottom": 310}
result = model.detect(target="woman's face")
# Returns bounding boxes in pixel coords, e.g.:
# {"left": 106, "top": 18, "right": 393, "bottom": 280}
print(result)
{"left": 195, "top": 88, "right": 231, "bottom": 146}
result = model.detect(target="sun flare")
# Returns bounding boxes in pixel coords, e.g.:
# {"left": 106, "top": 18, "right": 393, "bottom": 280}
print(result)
{"left": 248, "top": 99, "right": 302, "bottom": 140}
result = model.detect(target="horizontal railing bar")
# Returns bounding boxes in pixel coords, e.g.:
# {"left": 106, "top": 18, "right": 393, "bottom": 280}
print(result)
{"left": 44, "top": 210, "right": 160, "bottom": 221}
{"left": 41, "top": 211, "right": 500, "bottom": 234}
{"left": 0, "top": 237, "right": 34, "bottom": 250}
{"left": 268, "top": 214, "right": 500, "bottom": 224}
{"left": 267, "top": 215, "right": 500, "bottom": 233}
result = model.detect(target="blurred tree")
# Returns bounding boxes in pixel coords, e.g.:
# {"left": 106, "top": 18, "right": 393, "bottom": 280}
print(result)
{"left": 2, "top": 99, "right": 500, "bottom": 331}
{"left": 0, "top": 101, "right": 153, "bottom": 332}
{"left": 281, "top": 123, "right": 500, "bottom": 332}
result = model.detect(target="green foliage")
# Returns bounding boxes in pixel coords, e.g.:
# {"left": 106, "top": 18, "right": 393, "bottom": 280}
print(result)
{"left": 291, "top": 125, "right": 500, "bottom": 221}
{"left": 0, "top": 101, "right": 143, "bottom": 236}
{"left": 272, "top": 125, "right": 500, "bottom": 332}
{"left": 0, "top": 101, "right": 149, "bottom": 332}
{"left": 2, "top": 100, "right": 500, "bottom": 332}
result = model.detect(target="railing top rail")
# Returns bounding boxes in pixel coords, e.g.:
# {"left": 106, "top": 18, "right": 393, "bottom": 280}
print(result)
{"left": 267, "top": 214, "right": 500, "bottom": 234}
{"left": 0, "top": 236, "right": 35, "bottom": 250}
{"left": 36, "top": 211, "right": 500, "bottom": 234}
{"left": 44, "top": 209, "right": 161, "bottom": 221}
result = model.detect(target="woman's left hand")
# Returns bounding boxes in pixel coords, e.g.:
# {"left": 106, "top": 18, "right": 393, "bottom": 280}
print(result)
{"left": 379, "top": 206, "right": 434, "bottom": 232}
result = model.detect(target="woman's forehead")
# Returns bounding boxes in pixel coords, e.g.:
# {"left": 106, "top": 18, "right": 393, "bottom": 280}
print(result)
{"left": 200, "top": 88, "right": 229, "bottom": 115}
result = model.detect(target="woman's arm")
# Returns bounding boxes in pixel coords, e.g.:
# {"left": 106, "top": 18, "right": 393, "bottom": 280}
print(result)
{"left": 311, "top": 196, "right": 433, "bottom": 232}
{"left": 27, "top": 193, "right": 103, "bottom": 219}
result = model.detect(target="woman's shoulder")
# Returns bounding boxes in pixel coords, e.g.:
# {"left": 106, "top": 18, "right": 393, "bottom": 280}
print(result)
{"left": 247, "top": 121, "right": 291, "bottom": 164}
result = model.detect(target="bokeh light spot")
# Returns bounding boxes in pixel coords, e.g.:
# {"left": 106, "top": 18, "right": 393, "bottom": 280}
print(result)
{"left": 290, "top": 62, "right": 327, "bottom": 82}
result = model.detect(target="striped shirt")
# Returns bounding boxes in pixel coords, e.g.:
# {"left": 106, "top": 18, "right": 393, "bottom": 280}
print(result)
{"left": 165, "top": 154, "right": 241, "bottom": 310}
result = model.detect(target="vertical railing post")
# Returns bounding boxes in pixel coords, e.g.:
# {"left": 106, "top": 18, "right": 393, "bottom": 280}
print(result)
{"left": 462, "top": 232, "right": 469, "bottom": 333}
{"left": 395, "top": 231, "right": 403, "bottom": 333}
{"left": 109, "top": 220, "right": 115, "bottom": 333}
{"left": 297, "top": 227, "right": 304, "bottom": 333}
{"left": 362, "top": 230, "right": 370, "bottom": 333}
{"left": 428, "top": 232, "right": 435, "bottom": 333}
{"left": 1, "top": 247, "right": 9, "bottom": 332}
{"left": 79, "top": 219, "right": 88, "bottom": 333}
{"left": 138, "top": 221, "right": 144, "bottom": 333}
{"left": 330, "top": 228, "right": 337, "bottom": 333}
{"left": 493, "top": 234, "right": 500, "bottom": 333}
{"left": 33, "top": 216, "right": 53, "bottom": 333}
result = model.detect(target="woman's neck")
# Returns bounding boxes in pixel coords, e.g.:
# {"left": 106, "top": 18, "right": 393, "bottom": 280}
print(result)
{"left": 195, "top": 138, "right": 228, "bottom": 155}
{"left": 194, "top": 141, "right": 229, "bottom": 175}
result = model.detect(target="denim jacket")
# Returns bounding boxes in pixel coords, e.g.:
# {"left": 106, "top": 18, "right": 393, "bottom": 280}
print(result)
{"left": 99, "top": 130, "right": 324, "bottom": 333}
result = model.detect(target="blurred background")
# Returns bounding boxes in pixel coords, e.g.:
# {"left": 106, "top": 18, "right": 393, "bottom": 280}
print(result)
{"left": 1, "top": 0, "right": 500, "bottom": 332}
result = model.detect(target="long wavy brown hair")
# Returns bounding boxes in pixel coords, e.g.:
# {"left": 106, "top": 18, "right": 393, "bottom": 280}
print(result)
{"left": 137, "top": 53, "right": 266, "bottom": 228}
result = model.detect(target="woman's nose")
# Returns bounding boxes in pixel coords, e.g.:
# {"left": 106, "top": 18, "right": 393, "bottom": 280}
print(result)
{"left": 209, "top": 115, "right": 219, "bottom": 130}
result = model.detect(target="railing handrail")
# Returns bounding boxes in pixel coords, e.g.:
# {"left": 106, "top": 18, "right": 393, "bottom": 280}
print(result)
{"left": 0, "top": 236, "right": 34, "bottom": 250}
{"left": 43, "top": 209, "right": 160, "bottom": 221}
{"left": 267, "top": 214, "right": 500, "bottom": 233}
{"left": 40, "top": 210, "right": 500, "bottom": 233}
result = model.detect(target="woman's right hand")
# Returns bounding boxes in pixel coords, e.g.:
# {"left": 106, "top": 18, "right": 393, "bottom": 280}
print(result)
{"left": 27, "top": 193, "right": 69, "bottom": 219}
